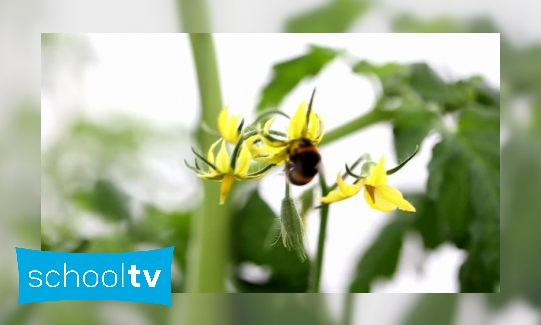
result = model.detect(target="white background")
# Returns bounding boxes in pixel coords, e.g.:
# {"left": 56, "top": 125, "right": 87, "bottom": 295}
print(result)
{"left": 42, "top": 33, "right": 500, "bottom": 293}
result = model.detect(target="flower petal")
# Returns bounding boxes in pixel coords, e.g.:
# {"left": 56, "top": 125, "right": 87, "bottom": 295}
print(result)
{"left": 287, "top": 101, "right": 307, "bottom": 139}
{"left": 256, "top": 148, "right": 288, "bottom": 165}
{"left": 377, "top": 184, "right": 416, "bottom": 212}
{"left": 218, "top": 106, "right": 242, "bottom": 144}
{"left": 215, "top": 139, "right": 231, "bottom": 173}
{"left": 365, "top": 155, "right": 388, "bottom": 187}
{"left": 220, "top": 174, "right": 235, "bottom": 205}
{"left": 311, "top": 114, "right": 325, "bottom": 145}
{"left": 320, "top": 189, "right": 348, "bottom": 204}
{"left": 207, "top": 138, "right": 222, "bottom": 164}
{"left": 234, "top": 142, "right": 252, "bottom": 175}
{"left": 245, "top": 135, "right": 263, "bottom": 157}
{"left": 258, "top": 118, "right": 288, "bottom": 148}
{"left": 336, "top": 172, "right": 363, "bottom": 197}
{"left": 363, "top": 187, "right": 395, "bottom": 212}
{"left": 306, "top": 110, "right": 319, "bottom": 138}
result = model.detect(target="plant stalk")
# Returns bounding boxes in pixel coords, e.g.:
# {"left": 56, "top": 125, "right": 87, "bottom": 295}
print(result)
{"left": 320, "top": 108, "right": 394, "bottom": 146}
{"left": 311, "top": 171, "right": 330, "bottom": 292}
{"left": 177, "top": 0, "right": 212, "bottom": 32}
{"left": 186, "top": 33, "right": 231, "bottom": 293}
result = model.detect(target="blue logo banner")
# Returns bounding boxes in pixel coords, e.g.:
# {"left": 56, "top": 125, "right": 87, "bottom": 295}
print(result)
{"left": 16, "top": 247, "right": 174, "bottom": 305}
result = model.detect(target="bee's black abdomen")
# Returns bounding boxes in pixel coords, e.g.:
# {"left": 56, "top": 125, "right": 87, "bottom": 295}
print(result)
{"left": 291, "top": 151, "right": 320, "bottom": 177}
{"left": 286, "top": 139, "right": 321, "bottom": 186}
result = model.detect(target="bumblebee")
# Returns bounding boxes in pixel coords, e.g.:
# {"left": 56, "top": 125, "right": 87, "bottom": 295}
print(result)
{"left": 286, "top": 139, "right": 321, "bottom": 186}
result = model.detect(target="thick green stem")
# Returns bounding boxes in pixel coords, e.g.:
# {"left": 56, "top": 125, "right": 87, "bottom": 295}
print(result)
{"left": 177, "top": 0, "right": 212, "bottom": 32}
{"left": 311, "top": 172, "right": 330, "bottom": 293}
{"left": 186, "top": 33, "right": 231, "bottom": 293}
{"left": 320, "top": 108, "right": 394, "bottom": 146}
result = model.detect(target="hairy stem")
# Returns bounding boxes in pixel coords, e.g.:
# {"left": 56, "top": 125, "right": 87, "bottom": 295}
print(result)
{"left": 311, "top": 172, "right": 330, "bottom": 292}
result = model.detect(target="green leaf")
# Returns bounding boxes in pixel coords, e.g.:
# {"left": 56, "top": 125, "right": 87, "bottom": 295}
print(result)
{"left": 392, "top": 14, "right": 465, "bottom": 33}
{"left": 353, "top": 60, "right": 409, "bottom": 96}
{"left": 256, "top": 45, "right": 340, "bottom": 112}
{"left": 0, "top": 305, "right": 35, "bottom": 325}
{"left": 348, "top": 216, "right": 413, "bottom": 292}
{"left": 400, "top": 294, "right": 459, "bottom": 325}
{"left": 392, "top": 14, "right": 500, "bottom": 34}
{"left": 409, "top": 63, "right": 449, "bottom": 104}
{"left": 408, "top": 194, "right": 446, "bottom": 250}
{"left": 232, "top": 294, "right": 335, "bottom": 325}
{"left": 459, "top": 242, "right": 499, "bottom": 292}
{"left": 392, "top": 108, "right": 433, "bottom": 160}
{"left": 435, "top": 139, "right": 473, "bottom": 248}
{"left": 427, "top": 105, "right": 500, "bottom": 290}
{"left": 71, "top": 180, "right": 130, "bottom": 222}
{"left": 130, "top": 205, "right": 191, "bottom": 292}
{"left": 502, "top": 132, "right": 541, "bottom": 305}
{"left": 285, "top": 0, "right": 371, "bottom": 33}
{"left": 232, "top": 190, "right": 310, "bottom": 292}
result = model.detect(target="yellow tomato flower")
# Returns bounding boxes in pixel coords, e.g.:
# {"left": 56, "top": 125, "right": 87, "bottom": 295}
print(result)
{"left": 321, "top": 156, "right": 415, "bottom": 212}
{"left": 186, "top": 138, "right": 273, "bottom": 205}
{"left": 248, "top": 100, "right": 324, "bottom": 165}
{"left": 218, "top": 106, "right": 244, "bottom": 144}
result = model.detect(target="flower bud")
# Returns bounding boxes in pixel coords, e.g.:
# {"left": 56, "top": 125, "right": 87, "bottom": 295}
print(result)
{"left": 279, "top": 196, "right": 307, "bottom": 261}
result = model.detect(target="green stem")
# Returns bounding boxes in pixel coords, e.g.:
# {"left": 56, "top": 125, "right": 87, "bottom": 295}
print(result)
{"left": 320, "top": 108, "right": 394, "bottom": 146}
{"left": 311, "top": 172, "right": 330, "bottom": 293}
{"left": 341, "top": 293, "right": 355, "bottom": 325}
{"left": 177, "top": 0, "right": 212, "bottom": 32}
{"left": 186, "top": 33, "right": 230, "bottom": 293}
{"left": 306, "top": 108, "right": 394, "bottom": 292}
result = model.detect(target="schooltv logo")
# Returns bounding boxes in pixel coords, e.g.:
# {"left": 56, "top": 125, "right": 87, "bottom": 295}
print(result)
{"left": 16, "top": 247, "right": 174, "bottom": 305}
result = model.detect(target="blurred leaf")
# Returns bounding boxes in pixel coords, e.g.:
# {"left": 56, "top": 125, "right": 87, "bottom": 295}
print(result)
{"left": 502, "top": 131, "right": 541, "bottom": 304}
{"left": 232, "top": 294, "right": 336, "bottom": 325}
{"left": 427, "top": 106, "right": 500, "bottom": 291}
{"left": 484, "top": 293, "right": 512, "bottom": 310}
{"left": 285, "top": 0, "right": 370, "bottom": 33}
{"left": 392, "top": 107, "right": 434, "bottom": 160}
{"left": 353, "top": 60, "right": 409, "bottom": 97}
{"left": 256, "top": 45, "right": 340, "bottom": 111}
{"left": 0, "top": 305, "right": 35, "bottom": 325}
{"left": 70, "top": 239, "right": 90, "bottom": 253}
{"left": 232, "top": 190, "right": 310, "bottom": 292}
{"left": 349, "top": 216, "right": 412, "bottom": 292}
{"left": 87, "top": 233, "right": 134, "bottom": 253}
{"left": 459, "top": 242, "right": 499, "bottom": 292}
{"left": 409, "top": 63, "right": 448, "bottom": 101}
{"left": 409, "top": 194, "right": 445, "bottom": 250}
{"left": 40, "top": 301, "right": 102, "bottom": 325}
{"left": 393, "top": 14, "right": 464, "bottom": 33}
{"left": 134, "top": 206, "right": 192, "bottom": 276}
{"left": 400, "top": 294, "right": 458, "bottom": 325}
{"left": 72, "top": 180, "right": 130, "bottom": 222}
{"left": 71, "top": 118, "right": 165, "bottom": 153}
{"left": 392, "top": 14, "right": 500, "bottom": 33}
{"left": 430, "top": 139, "right": 473, "bottom": 248}
{"left": 355, "top": 60, "right": 493, "bottom": 115}
{"left": 505, "top": 44, "right": 541, "bottom": 95}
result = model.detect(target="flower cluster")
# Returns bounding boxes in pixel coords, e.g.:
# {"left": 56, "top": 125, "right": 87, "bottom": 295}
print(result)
{"left": 186, "top": 91, "right": 416, "bottom": 214}
{"left": 321, "top": 155, "right": 416, "bottom": 212}
{"left": 186, "top": 94, "right": 324, "bottom": 205}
